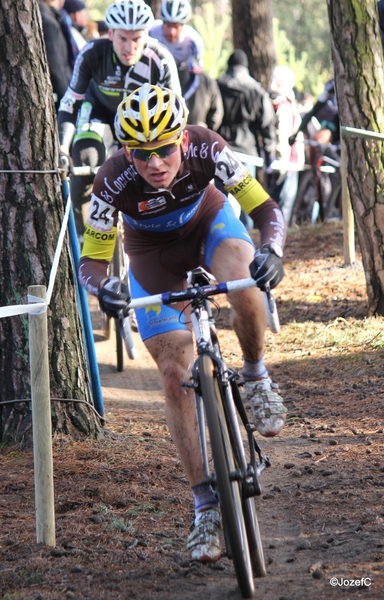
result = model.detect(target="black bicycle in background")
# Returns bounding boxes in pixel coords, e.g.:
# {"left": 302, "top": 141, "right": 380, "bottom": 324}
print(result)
{"left": 290, "top": 140, "right": 341, "bottom": 226}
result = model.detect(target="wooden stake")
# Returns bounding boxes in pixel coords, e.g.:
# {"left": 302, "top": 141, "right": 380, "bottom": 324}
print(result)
{"left": 28, "top": 285, "right": 55, "bottom": 546}
{"left": 341, "top": 136, "right": 355, "bottom": 265}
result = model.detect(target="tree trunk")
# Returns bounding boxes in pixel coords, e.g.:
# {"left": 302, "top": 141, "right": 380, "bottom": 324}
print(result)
{"left": 146, "top": 0, "right": 161, "bottom": 19}
{"left": 231, "top": 0, "right": 276, "bottom": 88}
{"left": 0, "top": 0, "right": 101, "bottom": 444}
{"left": 328, "top": 0, "right": 384, "bottom": 315}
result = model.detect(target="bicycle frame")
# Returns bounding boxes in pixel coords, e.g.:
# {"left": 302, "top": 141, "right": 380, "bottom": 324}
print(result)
{"left": 187, "top": 288, "right": 269, "bottom": 496}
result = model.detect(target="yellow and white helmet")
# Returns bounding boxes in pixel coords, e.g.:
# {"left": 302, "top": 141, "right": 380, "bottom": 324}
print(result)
{"left": 114, "top": 83, "right": 189, "bottom": 147}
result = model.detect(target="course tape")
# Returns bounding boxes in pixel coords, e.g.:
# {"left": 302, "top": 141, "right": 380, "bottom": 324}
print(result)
{"left": 0, "top": 192, "right": 72, "bottom": 319}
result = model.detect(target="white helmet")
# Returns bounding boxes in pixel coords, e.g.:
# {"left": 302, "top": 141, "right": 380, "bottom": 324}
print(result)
{"left": 160, "top": 0, "right": 191, "bottom": 24}
{"left": 105, "top": 0, "right": 155, "bottom": 30}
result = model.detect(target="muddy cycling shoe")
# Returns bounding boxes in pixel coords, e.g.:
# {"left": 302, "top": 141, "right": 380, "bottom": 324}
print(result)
{"left": 243, "top": 376, "right": 287, "bottom": 437}
{"left": 186, "top": 508, "right": 221, "bottom": 562}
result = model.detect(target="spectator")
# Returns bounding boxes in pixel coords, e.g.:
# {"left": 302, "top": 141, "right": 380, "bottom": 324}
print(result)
{"left": 96, "top": 20, "right": 109, "bottom": 37}
{"left": 150, "top": 0, "right": 204, "bottom": 75}
{"left": 178, "top": 59, "right": 223, "bottom": 130}
{"left": 63, "top": 0, "right": 88, "bottom": 51}
{"left": 268, "top": 66, "right": 305, "bottom": 224}
{"left": 39, "top": 0, "right": 73, "bottom": 109}
{"left": 217, "top": 50, "right": 276, "bottom": 178}
{"left": 217, "top": 49, "right": 277, "bottom": 229}
{"left": 83, "top": 20, "right": 100, "bottom": 40}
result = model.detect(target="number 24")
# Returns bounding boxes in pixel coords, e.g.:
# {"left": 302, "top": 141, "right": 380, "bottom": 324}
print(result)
{"left": 90, "top": 200, "right": 111, "bottom": 224}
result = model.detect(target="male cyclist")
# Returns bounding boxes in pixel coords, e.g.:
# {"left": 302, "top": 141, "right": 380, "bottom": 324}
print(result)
{"left": 57, "top": 0, "right": 181, "bottom": 237}
{"left": 289, "top": 78, "right": 339, "bottom": 166}
{"left": 79, "top": 84, "right": 287, "bottom": 562}
{"left": 149, "top": 0, "right": 204, "bottom": 74}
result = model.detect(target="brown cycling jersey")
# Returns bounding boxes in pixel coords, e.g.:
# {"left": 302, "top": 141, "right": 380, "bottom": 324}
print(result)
{"left": 79, "top": 125, "right": 286, "bottom": 295}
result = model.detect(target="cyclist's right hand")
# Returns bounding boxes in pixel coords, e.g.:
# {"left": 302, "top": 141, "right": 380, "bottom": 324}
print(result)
{"left": 98, "top": 277, "right": 130, "bottom": 318}
{"left": 288, "top": 133, "right": 297, "bottom": 146}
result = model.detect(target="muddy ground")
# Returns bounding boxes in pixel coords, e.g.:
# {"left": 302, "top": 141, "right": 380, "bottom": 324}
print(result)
{"left": 1, "top": 222, "right": 383, "bottom": 600}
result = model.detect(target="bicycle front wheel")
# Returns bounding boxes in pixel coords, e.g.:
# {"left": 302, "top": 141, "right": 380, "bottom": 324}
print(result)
{"left": 243, "top": 497, "right": 267, "bottom": 577}
{"left": 199, "top": 355, "right": 255, "bottom": 599}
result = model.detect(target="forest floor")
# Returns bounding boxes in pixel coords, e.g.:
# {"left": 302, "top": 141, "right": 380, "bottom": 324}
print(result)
{"left": 1, "top": 222, "right": 384, "bottom": 600}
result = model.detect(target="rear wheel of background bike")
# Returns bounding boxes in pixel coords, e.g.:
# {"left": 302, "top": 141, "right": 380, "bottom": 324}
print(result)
{"left": 324, "top": 180, "right": 342, "bottom": 221}
{"left": 199, "top": 355, "right": 255, "bottom": 599}
{"left": 112, "top": 235, "right": 125, "bottom": 372}
{"left": 242, "top": 497, "right": 267, "bottom": 577}
{"left": 290, "top": 170, "right": 317, "bottom": 226}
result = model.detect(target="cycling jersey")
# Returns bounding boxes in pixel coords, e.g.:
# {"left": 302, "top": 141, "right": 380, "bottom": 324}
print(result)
{"left": 297, "top": 79, "right": 339, "bottom": 141}
{"left": 57, "top": 36, "right": 181, "bottom": 148}
{"left": 79, "top": 126, "right": 286, "bottom": 297}
{"left": 149, "top": 21, "right": 203, "bottom": 71}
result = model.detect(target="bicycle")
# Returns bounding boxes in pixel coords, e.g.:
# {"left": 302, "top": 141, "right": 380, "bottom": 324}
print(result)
{"left": 290, "top": 140, "right": 341, "bottom": 226}
{"left": 71, "top": 166, "right": 137, "bottom": 372}
{"left": 123, "top": 267, "right": 279, "bottom": 599}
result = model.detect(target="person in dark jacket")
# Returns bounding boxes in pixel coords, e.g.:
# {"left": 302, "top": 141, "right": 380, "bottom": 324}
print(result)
{"left": 39, "top": 0, "right": 74, "bottom": 109}
{"left": 217, "top": 49, "right": 276, "bottom": 229}
{"left": 217, "top": 49, "right": 276, "bottom": 174}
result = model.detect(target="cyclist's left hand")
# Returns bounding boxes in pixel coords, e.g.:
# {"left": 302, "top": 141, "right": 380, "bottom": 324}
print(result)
{"left": 249, "top": 245, "right": 284, "bottom": 290}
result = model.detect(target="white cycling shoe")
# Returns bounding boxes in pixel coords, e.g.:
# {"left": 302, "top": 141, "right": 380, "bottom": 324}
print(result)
{"left": 186, "top": 508, "right": 221, "bottom": 562}
{"left": 243, "top": 376, "right": 287, "bottom": 437}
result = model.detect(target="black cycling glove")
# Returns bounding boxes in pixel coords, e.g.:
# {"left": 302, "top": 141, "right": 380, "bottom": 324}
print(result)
{"left": 249, "top": 245, "right": 285, "bottom": 291}
{"left": 98, "top": 277, "right": 130, "bottom": 318}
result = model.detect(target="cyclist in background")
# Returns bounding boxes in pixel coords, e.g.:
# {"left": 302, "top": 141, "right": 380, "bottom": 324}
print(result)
{"left": 78, "top": 83, "right": 287, "bottom": 563}
{"left": 289, "top": 78, "right": 339, "bottom": 166}
{"left": 177, "top": 57, "right": 223, "bottom": 130}
{"left": 57, "top": 0, "right": 181, "bottom": 238}
{"left": 149, "top": 0, "right": 204, "bottom": 75}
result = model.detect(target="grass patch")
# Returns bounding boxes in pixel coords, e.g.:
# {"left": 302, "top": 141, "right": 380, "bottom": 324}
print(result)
{"left": 126, "top": 502, "right": 165, "bottom": 518}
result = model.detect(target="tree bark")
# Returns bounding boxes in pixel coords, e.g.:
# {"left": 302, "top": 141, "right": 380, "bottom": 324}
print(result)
{"left": 328, "top": 0, "right": 384, "bottom": 315}
{"left": 0, "top": 0, "right": 101, "bottom": 444}
{"left": 231, "top": 0, "right": 276, "bottom": 88}
{"left": 145, "top": 0, "right": 161, "bottom": 19}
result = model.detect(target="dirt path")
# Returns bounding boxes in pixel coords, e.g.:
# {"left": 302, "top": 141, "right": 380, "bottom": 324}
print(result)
{"left": 87, "top": 236, "right": 384, "bottom": 600}
{"left": 1, "top": 223, "right": 383, "bottom": 599}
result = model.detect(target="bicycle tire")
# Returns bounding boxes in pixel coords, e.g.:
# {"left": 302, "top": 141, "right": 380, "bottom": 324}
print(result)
{"left": 324, "top": 180, "right": 342, "bottom": 221}
{"left": 199, "top": 355, "right": 255, "bottom": 599}
{"left": 112, "top": 237, "right": 124, "bottom": 372}
{"left": 103, "top": 314, "right": 112, "bottom": 341}
{"left": 242, "top": 497, "right": 267, "bottom": 577}
{"left": 224, "top": 378, "right": 267, "bottom": 578}
{"left": 290, "top": 170, "right": 317, "bottom": 226}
